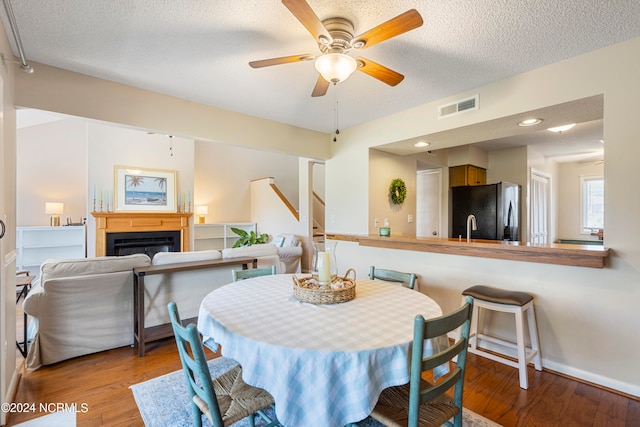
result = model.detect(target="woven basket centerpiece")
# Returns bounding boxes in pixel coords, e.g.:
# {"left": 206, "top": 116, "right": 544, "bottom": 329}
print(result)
{"left": 292, "top": 268, "right": 356, "bottom": 304}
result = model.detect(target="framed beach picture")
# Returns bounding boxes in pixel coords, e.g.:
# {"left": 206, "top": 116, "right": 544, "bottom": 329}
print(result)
{"left": 114, "top": 166, "right": 177, "bottom": 212}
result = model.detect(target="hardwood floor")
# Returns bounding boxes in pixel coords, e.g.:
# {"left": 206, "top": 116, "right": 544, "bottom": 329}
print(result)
{"left": 7, "top": 337, "right": 639, "bottom": 427}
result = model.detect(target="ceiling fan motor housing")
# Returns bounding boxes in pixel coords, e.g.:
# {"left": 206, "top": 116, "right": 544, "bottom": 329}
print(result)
{"left": 318, "top": 18, "right": 356, "bottom": 54}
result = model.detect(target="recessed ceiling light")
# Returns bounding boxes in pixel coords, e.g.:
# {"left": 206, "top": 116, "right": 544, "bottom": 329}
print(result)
{"left": 414, "top": 141, "right": 430, "bottom": 147}
{"left": 518, "top": 118, "right": 543, "bottom": 127}
{"left": 547, "top": 123, "right": 576, "bottom": 133}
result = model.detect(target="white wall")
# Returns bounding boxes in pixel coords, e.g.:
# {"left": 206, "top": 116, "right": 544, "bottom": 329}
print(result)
{"left": 194, "top": 140, "right": 300, "bottom": 224}
{"left": 448, "top": 144, "right": 489, "bottom": 168}
{"left": 17, "top": 119, "right": 87, "bottom": 226}
{"left": 368, "top": 149, "right": 417, "bottom": 236}
{"left": 326, "top": 37, "right": 640, "bottom": 396}
{"left": 557, "top": 161, "right": 604, "bottom": 241}
{"left": 86, "top": 123, "right": 194, "bottom": 256}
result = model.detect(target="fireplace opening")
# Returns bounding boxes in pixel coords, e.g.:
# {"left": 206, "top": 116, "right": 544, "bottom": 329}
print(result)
{"left": 105, "top": 231, "right": 181, "bottom": 259}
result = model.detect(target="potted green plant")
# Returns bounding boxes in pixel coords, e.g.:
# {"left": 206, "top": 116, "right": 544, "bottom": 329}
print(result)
{"left": 231, "top": 227, "right": 269, "bottom": 248}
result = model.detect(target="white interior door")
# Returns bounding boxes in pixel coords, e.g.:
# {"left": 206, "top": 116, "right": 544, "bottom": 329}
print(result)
{"left": 416, "top": 169, "right": 442, "bottom": 237}
{"left": 530, "top": 169, "right": 550, "bottom": 244}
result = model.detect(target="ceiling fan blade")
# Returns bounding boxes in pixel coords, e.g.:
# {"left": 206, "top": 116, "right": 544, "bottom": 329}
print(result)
{"left": 352, "top": 9, "right": 423, "bottom": 49}
{"left": 249, "top": 54, "right": 315, "bottom": 68}
{"left": 311, "top": 75, "right": 330, "bottom": 97}
{"left": 356, "top": 57, "right": 404, "bottom": 86}
{"left": 282, "top": 0, "right": 332, "bottom": 45}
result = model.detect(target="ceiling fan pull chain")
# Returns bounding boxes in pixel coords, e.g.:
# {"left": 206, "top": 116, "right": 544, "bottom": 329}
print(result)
{"left": 334, "top": 85, "right": 340, "bottom": 142}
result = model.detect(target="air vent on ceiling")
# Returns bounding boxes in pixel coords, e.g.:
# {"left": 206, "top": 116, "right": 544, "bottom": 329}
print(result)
{"left": 438, "top": 95, "right": 479, "bottom": 118}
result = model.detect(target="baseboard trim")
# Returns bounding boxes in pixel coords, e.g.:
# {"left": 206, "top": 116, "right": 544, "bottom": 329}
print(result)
{"left": 3, "top": 367, "right": 22, "bottom": 425}
{"left": 472, "top": 337, "right": 640, "bottom": 400}
{"left": 542, "top": 360, "right": 640, "bottom": 401}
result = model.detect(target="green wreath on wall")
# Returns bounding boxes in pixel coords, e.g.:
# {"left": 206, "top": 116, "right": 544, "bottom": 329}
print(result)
{"left": 389, "top": 178, "right": 407, "bottom": 204}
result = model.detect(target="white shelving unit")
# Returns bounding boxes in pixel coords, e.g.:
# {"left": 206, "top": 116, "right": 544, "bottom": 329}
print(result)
{"left": 16, "top": 226, "right": 87, "bottom": 280}
{"left": 193, "top": 223, "right": 257, "bottom": 251}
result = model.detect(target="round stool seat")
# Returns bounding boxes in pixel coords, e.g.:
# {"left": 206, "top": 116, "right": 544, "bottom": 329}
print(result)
{"left": 462, "top": 285, "right": 533, "bottom": 306}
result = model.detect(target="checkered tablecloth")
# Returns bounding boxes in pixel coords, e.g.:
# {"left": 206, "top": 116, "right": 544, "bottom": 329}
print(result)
{"left": 197, "top": 274, "right": 444, "bottom": 427}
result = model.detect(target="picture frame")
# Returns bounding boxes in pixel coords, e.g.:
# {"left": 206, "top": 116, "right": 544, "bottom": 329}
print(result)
{"left": 114, "top": 166, "right": 177, "bottom": 212}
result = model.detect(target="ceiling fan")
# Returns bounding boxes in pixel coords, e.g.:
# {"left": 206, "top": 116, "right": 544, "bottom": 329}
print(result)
{"left": 249, "top": 0, "right": 423, "bottom": 97}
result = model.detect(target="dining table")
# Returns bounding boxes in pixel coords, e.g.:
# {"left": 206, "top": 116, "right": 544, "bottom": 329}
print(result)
{"left": 197, "top": 273, "right": 446, "bottom": 427}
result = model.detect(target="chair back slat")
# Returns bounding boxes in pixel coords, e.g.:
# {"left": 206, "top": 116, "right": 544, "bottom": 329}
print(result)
{"left": 420, "top": 367, "right": 462, "bottom": 404}
{"left": 423, "top": 303, "right": 473, "bottom": 338}
{"left": 232, "top": 265, "right": 276, "bottom": 282}
{"left": 369, "top": 266, "right": 417, "bottom": 289}
{"left": 422, "top": 338, "right": 466, "bottom": 371}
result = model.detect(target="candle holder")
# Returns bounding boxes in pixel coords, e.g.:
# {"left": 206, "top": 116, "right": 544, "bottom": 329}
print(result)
{"left": 312, "top": 241, "right": 338, "bottom": 285}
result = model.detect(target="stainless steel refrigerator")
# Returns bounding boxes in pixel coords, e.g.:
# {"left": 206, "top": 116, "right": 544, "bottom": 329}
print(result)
{"left": 449, "top": 182, "right": 520, "bottom": 241}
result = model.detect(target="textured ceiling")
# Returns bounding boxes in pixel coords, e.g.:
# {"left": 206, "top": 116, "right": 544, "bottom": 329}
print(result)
{"left": 3, "top": 0, "right": 640, "bottom": 159}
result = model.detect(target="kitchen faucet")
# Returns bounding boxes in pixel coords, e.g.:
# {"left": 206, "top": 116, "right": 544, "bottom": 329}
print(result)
{"left": 467, "top": 214, "right": 477, "bottom": 242}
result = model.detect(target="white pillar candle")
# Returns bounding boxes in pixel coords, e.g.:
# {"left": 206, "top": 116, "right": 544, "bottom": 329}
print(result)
{"left": 317, "top": 251, "right": 331, "bottom": 283}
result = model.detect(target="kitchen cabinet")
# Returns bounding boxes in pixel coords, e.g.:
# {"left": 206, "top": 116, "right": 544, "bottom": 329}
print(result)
{"left": 449, "top": 165, "right": 486, "bottom": 187}
{"left": 193, "top": 223, "right": 257, "bottom": 250}
{"left": 16, "top": 226, "right": 86, "bottom": 280}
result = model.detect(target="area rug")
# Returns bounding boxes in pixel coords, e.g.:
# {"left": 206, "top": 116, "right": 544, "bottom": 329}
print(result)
{"left": 131, "top": 357, "right": 501, "bottom": 427}
{"left": 11, "top": 411, "right": 76, "bottom": 427}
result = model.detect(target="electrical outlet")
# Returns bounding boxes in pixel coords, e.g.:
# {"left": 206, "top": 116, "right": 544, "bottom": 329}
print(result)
{"left": 330, "top": 214, "right": 336, "bottom": 224}
{"left": 408, "top": 214, "right": 413, "bottom": 223}
{"left": 374, "top": 218, "right": 379, "bottom": 228}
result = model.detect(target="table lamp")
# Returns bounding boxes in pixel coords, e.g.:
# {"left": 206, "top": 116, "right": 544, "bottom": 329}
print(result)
{"left": 196, "top": 205, "right": 208, "bottom": 224}
{"left": 45, "top": 202, "right": 64, "bottom": 226}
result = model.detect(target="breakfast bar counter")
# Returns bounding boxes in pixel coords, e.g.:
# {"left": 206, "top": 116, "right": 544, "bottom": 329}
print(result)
{"left": 327, "top": 234, "right": 609, "bottom": 268}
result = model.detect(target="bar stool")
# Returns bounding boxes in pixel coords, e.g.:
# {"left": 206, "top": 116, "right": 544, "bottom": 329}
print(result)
{"left": 462, "top": 285, "right": 542, "bottom": 389}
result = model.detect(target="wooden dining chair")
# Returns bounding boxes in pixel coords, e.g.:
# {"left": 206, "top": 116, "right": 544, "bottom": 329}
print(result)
{"left": 167, "top": 302, "right": 280, "bottom": 427}
{"left": 370, "top": 296, "right": 474, "bottom": 427}
{"left": 369, "top": 266, "right": 418, "bottom": 290}
{"left": 232, "top": 265, "right": 276, "bottom": 282}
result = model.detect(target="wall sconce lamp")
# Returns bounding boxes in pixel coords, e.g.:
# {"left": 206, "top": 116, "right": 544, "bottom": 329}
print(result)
{"left": 195, "top": 205, "right": 208, "bottom": 224}
{"left": 45, "top": 202, "right": 64, "bottom": 226}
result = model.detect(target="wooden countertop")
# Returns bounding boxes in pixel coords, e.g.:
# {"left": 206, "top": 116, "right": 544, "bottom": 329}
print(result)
{"left": 325, "top": 234, "right": 609, "bottom": 268}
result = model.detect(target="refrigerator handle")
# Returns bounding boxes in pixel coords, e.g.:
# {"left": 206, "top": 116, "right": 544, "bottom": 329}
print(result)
{"left": 506, "top": 201, "right": 514, "bottom": 240}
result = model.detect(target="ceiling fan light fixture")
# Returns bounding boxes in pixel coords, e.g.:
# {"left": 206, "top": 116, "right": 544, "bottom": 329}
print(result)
{"left": 547, "top": 123, "right": 576, "bottom": 133}
{"left": 315, "top": 53, "right": 357, "bottom": 84}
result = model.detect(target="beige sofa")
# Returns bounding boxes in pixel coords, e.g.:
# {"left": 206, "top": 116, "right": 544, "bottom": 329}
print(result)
{"left": 23, "top": 254, "right": 151, "bottom": 368}
{"left": 23, "top": 247, "right": 285, "bottom": 368}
